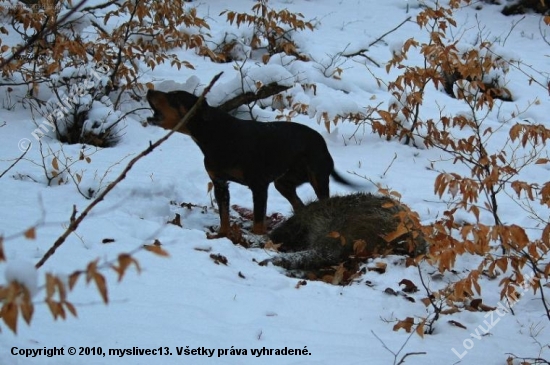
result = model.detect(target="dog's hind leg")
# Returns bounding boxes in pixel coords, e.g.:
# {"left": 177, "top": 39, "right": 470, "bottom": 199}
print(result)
{"left": 274, "top": 174, "right": 305, "bottom": 211}
{"left": 250, "top": 184, "right": 270, "bottom": 234}
{"left": 308, "top": 171, "right": 330, "bottom": 200}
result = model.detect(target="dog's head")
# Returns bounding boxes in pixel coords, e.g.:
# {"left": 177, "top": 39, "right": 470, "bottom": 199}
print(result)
{"left": 146, "top": 89, "right": 202, "bottom": 134}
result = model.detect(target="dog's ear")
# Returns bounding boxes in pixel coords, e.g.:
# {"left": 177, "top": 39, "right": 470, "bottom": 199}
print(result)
{"left": 169, "top": 90, "right": 207, "bottom": 110}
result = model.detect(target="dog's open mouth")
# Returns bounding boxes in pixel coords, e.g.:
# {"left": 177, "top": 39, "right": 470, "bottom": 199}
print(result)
{"left": 147, "top": 112, "right": 162, "bottom": 125}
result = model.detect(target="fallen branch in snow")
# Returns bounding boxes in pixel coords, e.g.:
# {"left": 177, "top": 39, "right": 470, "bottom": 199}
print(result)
{"left": 218, "top": 82, "right": 292, "bottom": 112}
{"left": 505, "top": 353, "right": 550, "bottom": 364}
{"left": 396, "top": 352, "right": 429, "bottom": 365}
{"left": 35, "top": 72, "right": 224, "bottom": 269}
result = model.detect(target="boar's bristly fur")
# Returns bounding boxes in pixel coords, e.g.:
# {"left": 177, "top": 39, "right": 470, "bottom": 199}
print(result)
{"left": 268, "top": 193, "right": 426, "bottom": 271}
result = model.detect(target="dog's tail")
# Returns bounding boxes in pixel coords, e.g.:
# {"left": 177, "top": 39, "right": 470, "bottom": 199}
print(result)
{"left": 331, "top": 169, "right": 357, "bottom": 187}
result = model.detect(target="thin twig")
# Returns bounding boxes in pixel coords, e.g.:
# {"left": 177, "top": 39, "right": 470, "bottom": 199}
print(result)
{"left": 396, "top": 352, "right": 428, "bottom": 365}
{"left": 502, "top": 15, "right": 525, "bottom": 46}
{"left": 382, "top": 153, "right": 398, "bottom": 178}
{"left": 369, "top": 17, "right": 412, "bottom": 48}
{"left": 371, "top": 330, "right": 426, "bottom": 365}
{"left": 341, "top": 17, "right": 411, "bottom": 67}
{"left": 35, "top": 72, "right": 224, "bottom": 269}
{"left": 0, "top": 144, "right": 31, "bottom": 179}
{"left": 505, "top": 353, "right": 550, "bottom": 365}
{"left": 417, "top": 264, "right": 440, "bottom": 334}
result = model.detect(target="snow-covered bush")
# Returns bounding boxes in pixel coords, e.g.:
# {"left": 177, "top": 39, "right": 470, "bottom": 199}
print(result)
{"left": 374, "top": 0, "right": 550, "bottom": 336}
{"left": 37, "top": 64, "right": 125, "bottom": 147}
{"left": 0, "top": 0, "right": 209, "bottom": 146}
{"left": 219, "top": 0, "right": 314, "bottom": 63}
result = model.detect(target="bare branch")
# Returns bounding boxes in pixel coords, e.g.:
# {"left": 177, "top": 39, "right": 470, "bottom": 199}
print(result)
{"left": 370, "top": 16, "right": 412, "bottom": 48}
{"left": 218, "top": 82, "right": 292, "bottom": 112}
{"left": 371, "top": 329, "right": 426, "bottom": 365}
{"left": 341, "top": 17, "right": 411, "bottom": 67}
{"left": 0, "top": 144, "right": 31, "bottom": 179}
{"left": 396, "top": 352, "right": 428, "bottom": 365}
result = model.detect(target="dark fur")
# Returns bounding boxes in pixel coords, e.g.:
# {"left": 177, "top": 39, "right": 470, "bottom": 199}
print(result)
{"left": 146, "top": 89, "right": 353, "bottom": 235}
{"left": 268, "top": 193, "right": 427, "bottom": 271}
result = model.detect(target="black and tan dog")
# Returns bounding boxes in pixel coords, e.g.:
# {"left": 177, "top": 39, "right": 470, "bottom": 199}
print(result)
{"left": 147, "top": 89, "right": 353, "bottom": 236}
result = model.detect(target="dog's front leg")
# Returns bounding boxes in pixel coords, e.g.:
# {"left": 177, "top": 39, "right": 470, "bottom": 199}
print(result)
{"left": 251, "top": 185, "right": 268, "bottom": 235}
{"left": 212, "top": 178, "right": 230, "bottom": 236}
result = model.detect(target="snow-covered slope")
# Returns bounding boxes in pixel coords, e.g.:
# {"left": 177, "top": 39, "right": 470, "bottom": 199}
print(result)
{"left": 1, "top": 1, "right": 549, "bottom": 364}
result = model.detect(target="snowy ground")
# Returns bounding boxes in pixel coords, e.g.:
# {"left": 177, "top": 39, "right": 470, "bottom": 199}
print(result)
{"left": 1, "top": 0, "right": 549, "bottom": 364}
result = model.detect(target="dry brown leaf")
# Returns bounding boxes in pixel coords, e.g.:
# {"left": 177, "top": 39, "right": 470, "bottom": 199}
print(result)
{"left": 45, "top": 273, "right": 56, "bottom": 299}
{"left": 353, "top": 240, "right": 367, "bottom": 255}
{"left": 55, "top": 302, "right": 66, "bottom": 320}
{"left": 51, "top": 157, "right": 59, "bottom": 171}
{"left": 168, "top": 213, "right": 182, "bottom": 227}
{"left": 20, "top": 300, "right": 34, "bottom": 325}
{"left": 327, "top": 231, "right": 341, "bottom": 238}
{"left": 144, "top": 244, "right": 169, "bottom": 257}
{"left": 331, "top": 264, "right": 346, "bottom": 285}
{"left": 46, "top": 299, "right": 58, "bottom": 320}
{"left": 68, "top": 272, "right": 80, "bottom": 290}
{"left": 94, "top": 273, "right": 108, "bottom": 304}
{"left": 0, "top": 286, "right": 8, "bottom": 302}
{"left": 24, "top": 227, "right": 36, "bottom": 240}
{"left": 440, "top": 307, "right": 461, "bottom": 315}
{"left": 64, "top": 302, "right": 77, "bottom": 317}
{"left": 405, "top": 257, "right": 417, "bottom": 268}
{"left": 383, "top": 224, "right": 408, "bottom": 243}
{"left": 113, "top": 254, "right": 140, "bottom": 282}
{"left": 393, "top": 317, "right": 414, "bottom": 333}
{"left": 420, "top": 297, "right": 432, "bottom": 307}
{"left": 416, "top": 320, "right": 425, "bottom": 338}
{"left": 368, "top": 262, "right": 387, "bottom": 274}
{"left": 2, "top": 302, "right": 18, "bottom": 333}
{"left": 263, "top": 240, "right": 282, "bottom": 251}
{"left": 0, "top": 237, "right": 5, "bottom": 262}
{"left": 399, "top": 279, "right": 419, "bottom": 293}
